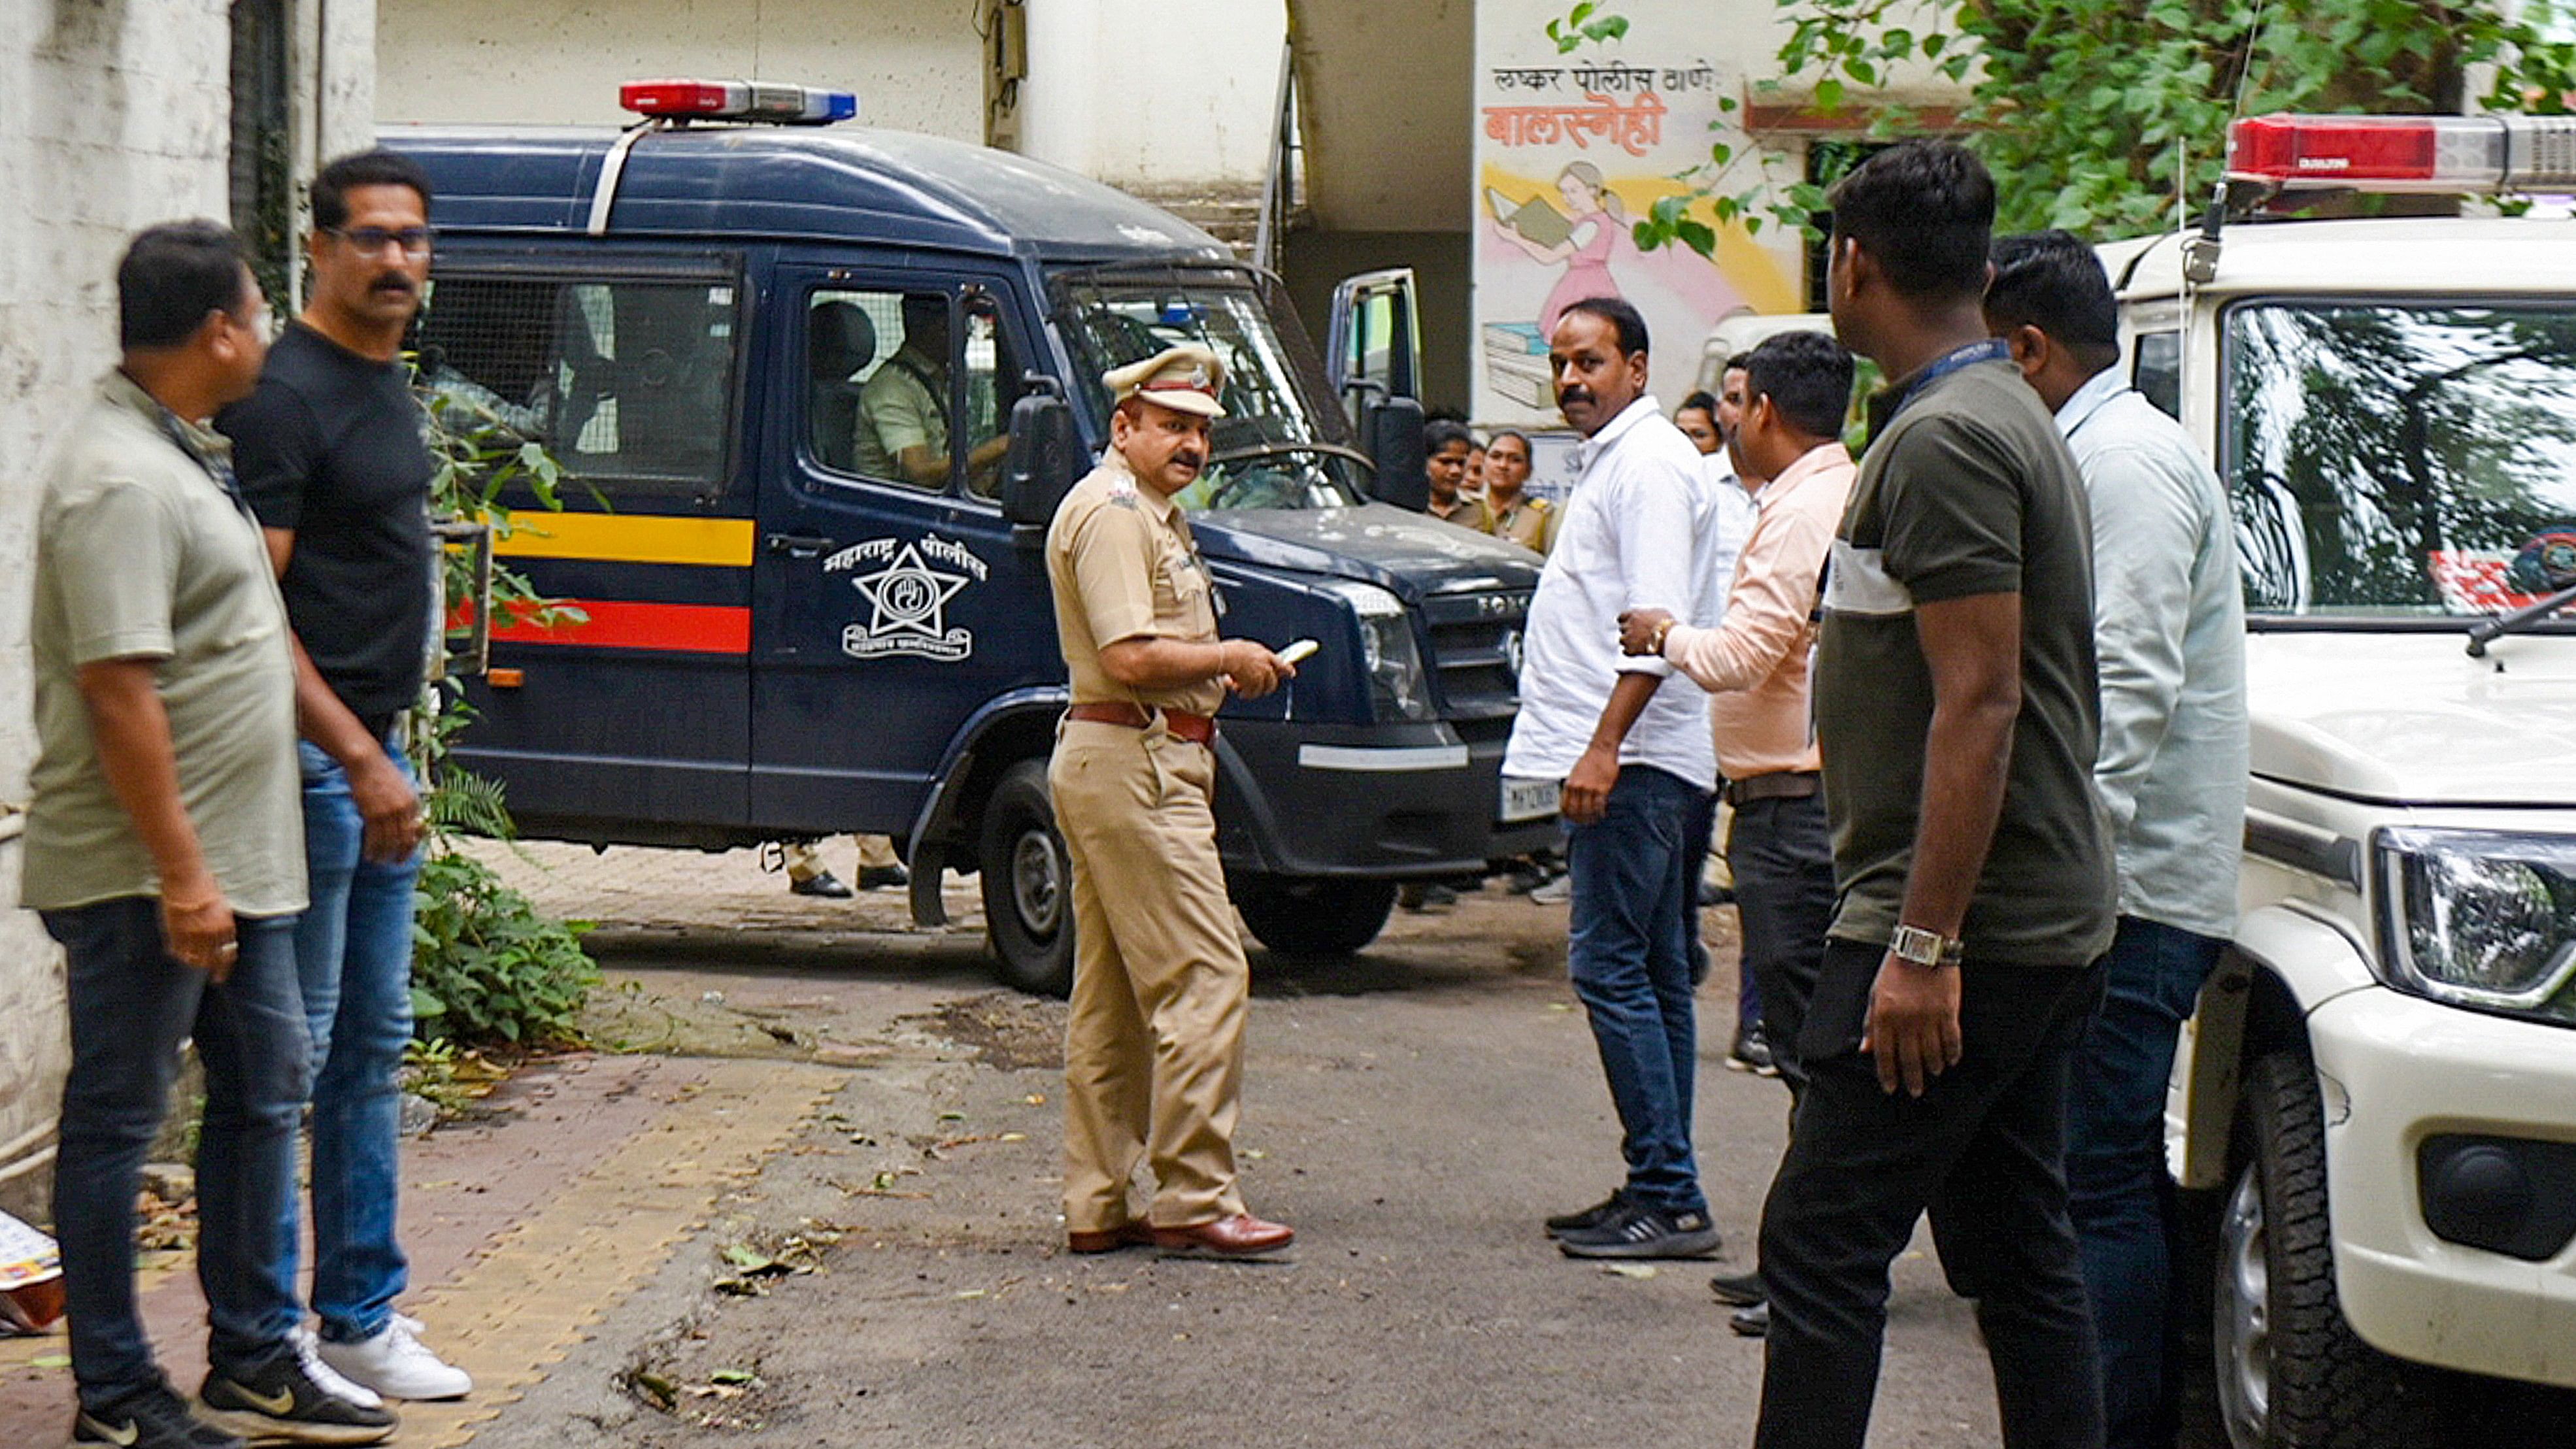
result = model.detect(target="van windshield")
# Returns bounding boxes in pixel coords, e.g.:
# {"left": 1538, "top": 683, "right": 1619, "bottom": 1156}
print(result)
{"left": 1054, "top": 271, "right": 1369, "bottom": 512}
{"left": 2226, "top": 300, "right": 2576, "bottom": 627}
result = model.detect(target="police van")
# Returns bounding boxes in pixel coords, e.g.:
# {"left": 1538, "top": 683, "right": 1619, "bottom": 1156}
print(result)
{"left": 388, "top": 80, "right": 1553, "bottom": 994}
{"left": 2107, "top": 113, "right": 2576, "bottom": 1445}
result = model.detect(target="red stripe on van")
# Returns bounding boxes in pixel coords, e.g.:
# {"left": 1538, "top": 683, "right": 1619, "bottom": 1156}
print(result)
{"left": 482, "top": 600, "right": 752, "bottom": 654}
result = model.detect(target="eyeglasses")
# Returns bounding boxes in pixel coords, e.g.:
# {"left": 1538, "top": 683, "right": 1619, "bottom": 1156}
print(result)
{"left": 326, "top": 225, "right": 435, "bottom": 258}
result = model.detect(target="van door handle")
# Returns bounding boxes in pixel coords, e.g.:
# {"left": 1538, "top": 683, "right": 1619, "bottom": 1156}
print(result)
{"left": 765, "top": 533, "right": 837, "bottom": 559}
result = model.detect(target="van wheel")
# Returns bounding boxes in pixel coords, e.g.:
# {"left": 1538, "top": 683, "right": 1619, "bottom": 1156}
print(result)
{"left": 2214, "top": 1052, "right": 2432, "bottom": 1448}
{"left": 980, "top": 761, "right": 1073, "bottom": 997}
{"left": 1231, "top": 875, "right": 1397, "bottom": 959}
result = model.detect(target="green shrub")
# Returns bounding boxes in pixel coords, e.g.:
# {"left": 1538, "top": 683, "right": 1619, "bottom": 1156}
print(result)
{"left": 410, "top": 849, "right": 599, "bottom": 1046}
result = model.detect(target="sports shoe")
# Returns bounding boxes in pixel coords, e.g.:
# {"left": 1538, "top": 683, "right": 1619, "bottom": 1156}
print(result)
{"left": 1726, "top": 1027, "right": 1779, "bottom": 1077}
{"left": 291, "top": 1325, "right": 382, "bottom": 1410}
{"left": 198, "top": 1350, "right": 397, "bottom": 1444}
{"left": 74, "top": 1381, "right": 244, "bottom": 1448}
{"left": 316, "top": 1318, "right": 474, "bottom": 1401}
{"left": 790, "top": 870, "right": 854, "bottom": 899}
{"left": 1543, "top": 1190, "right": 1630, "bottom": 1238}
{"left": 1528, "top": 875, "right": 1572, "bottom": 905}
{"left": 1730, "top": 1300, "right": 1769, "bottom": 1337}
{"left": 1709, "top": 1268, "right": 1766, "bottom": 1307}
{"left": 1555, "top": 1203, "right": 1724, "bottom": 1259}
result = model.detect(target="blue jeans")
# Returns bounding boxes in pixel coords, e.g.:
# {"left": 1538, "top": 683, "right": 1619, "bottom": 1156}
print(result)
{"left": 2065, "top": 915, "right": 2225, "bottom": 1449}
{"left": 48, "top": 898, "right": 308, "bottom": 1410}
{"left": 285, "top": 738, "right": 422, "bottom": 1343}
{"left": 1565, "top": 764, "right": 1710, "bottom": 1216}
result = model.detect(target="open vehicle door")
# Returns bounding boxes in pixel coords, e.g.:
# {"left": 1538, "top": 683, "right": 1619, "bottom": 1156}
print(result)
{"left": 1326, "top": 267, "right": 1427, "bottom": 510}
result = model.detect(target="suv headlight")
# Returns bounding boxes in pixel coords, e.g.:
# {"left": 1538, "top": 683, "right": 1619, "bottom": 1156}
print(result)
{"left": 1320, "top": 580, "right": 1433, "bottom": 722}
{"left": 2374, "top": 828, "right": 2576, "bottom": 1022}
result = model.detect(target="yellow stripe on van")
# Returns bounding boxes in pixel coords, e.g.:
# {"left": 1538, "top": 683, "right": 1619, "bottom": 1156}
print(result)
{"left": 486, "top": 514, "right": 757, "bottom": 568}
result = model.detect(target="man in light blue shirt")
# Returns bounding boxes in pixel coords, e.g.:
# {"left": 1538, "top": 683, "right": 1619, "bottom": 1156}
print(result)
{"left": 1988, "top": 229, "right": 2249, "bottom": 1449}
{"left": 1505, "top": 297, "right": 1727, "bottom": 1260}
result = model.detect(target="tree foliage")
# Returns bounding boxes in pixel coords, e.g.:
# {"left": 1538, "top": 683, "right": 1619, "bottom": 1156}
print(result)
{"left": 1637, "top": 0, "right": 2576, "bottom": 252}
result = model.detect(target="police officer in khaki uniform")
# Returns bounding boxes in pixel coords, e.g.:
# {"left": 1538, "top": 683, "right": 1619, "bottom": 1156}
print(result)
{"left": 1046, "top": 344, "right": 1297, "bottom": 1258}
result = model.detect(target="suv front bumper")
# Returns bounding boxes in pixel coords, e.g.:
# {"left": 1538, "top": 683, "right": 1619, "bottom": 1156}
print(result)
{"left": 2311, "top": 984, "right": 2576, "bottom": 1388}
{"left": 1210, "top": 719, "right": 1558, "bottom": 878}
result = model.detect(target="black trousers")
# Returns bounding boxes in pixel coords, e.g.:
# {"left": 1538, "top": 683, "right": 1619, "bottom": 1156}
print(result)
{"left": 1726, "top": 793, "right": 1835, "bottom": 1095}
{"left": 1754, "top": 939, "right": 2109, "bottom": 1449}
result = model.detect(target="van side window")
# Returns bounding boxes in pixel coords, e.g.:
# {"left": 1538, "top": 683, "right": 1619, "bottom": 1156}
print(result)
{"left": 808, "top": 289, "right": 956, "bottom": 493}
{"left": 2133, "top": 331, "right": 2182, "bottom": 420}
{"left": 414, "top": 274, "right": 739, "bottom": 499}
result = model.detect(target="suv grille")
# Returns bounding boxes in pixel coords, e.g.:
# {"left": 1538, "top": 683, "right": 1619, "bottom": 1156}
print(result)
{"left": 1420, "top": 590, "right": 1530, "bottom": 722}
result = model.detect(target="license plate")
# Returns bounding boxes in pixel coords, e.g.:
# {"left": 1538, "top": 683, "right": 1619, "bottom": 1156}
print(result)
{"left": 1499, "top": 775, "right": 1559, "bottom": 823}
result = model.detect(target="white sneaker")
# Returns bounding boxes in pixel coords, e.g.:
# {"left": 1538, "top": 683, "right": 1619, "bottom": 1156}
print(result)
{"left": 292, "top": 1324, "right": 385, "bottom": 1409}
{"left": 316, "top": 1318, "right": 474, "bottom": 1401}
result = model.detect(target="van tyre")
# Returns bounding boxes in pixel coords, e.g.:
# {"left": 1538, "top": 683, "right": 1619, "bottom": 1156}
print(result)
{"left": 2215, "top": 1052, "right": 2434, "bottom": 1449}
{"left": 980, "top": 761, "right": 1074, "bottom": 997}
{"left": 1231, "top": 875, "right": 1397, "bottom": 959}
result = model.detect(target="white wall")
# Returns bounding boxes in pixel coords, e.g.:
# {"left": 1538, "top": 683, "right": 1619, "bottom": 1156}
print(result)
{"left": 1017, "top": 0, "right": 1287, "bottom": 192}
{"left": 0, "top": 0, "right": 376, "bottom": 1207}
{"left": 375, "top": 0, "right": 984, "bottom": 139}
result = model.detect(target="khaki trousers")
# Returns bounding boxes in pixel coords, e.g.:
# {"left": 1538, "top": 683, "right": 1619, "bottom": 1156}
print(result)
{"left": 1048, "top": 718, "right": 1249, "bottom": 1233}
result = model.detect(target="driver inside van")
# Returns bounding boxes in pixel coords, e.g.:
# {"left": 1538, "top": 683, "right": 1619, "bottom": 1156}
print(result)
{"left": 852, "top": 293, "right": 1011, "bottom": 490}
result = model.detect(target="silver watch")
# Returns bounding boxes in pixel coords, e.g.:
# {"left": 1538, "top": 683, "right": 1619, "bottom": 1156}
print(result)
{"left": 1888, "top": 924, "right": 1963, "bottom": 969}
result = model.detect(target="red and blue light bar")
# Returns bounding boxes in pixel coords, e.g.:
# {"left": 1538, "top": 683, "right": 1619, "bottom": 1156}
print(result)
{"left": 2227, "top": 112, "right": 2576, "bottom": 193}
{"left": 619, "top": 78, "right": 858, "bottom": 126}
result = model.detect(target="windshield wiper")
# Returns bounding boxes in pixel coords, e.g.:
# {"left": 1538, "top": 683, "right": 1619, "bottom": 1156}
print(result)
{"left": 2466, "top": 580, "right": 2576, "bottom": 658}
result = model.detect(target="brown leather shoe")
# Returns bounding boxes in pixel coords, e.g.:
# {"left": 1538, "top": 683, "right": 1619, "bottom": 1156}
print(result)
{"left": 1149, "top": 1214, "right": 1295, "bottom": 1257}
{"left": 1065, "top": 1222, "right": 1155, "bottom": 1254}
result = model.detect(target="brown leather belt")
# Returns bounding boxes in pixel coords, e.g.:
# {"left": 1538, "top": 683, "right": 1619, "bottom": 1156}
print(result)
{"left": 1066, "top": 701, "right": 1217, "bottom": 746}
{"left": 1724, "top": 770, "right": 1821, "bottom": 807}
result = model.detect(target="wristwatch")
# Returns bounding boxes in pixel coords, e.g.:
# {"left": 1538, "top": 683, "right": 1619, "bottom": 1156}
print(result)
{"left": 1648, "top": 617, "right": 1675, "bottom": 655}
{"left": 1888, "top": 924, "right": 1964, "bottom": 969}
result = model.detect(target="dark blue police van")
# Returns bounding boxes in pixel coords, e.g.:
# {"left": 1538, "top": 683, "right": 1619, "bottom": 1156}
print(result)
{"left": 390, "top": 80, "right": 1551, "bottom": 993}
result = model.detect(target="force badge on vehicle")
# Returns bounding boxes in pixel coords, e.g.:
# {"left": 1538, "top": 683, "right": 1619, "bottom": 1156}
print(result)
{"left": 824, "top": 535, "right": 989, "bottom": 662}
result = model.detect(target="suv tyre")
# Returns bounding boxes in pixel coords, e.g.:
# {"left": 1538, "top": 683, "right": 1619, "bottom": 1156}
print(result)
{"left": 2215, "top": 1051, "right": 2433, "bottom": 1448}
{"left": 1231, "top": 874, "right": 1398, "bottom": 959}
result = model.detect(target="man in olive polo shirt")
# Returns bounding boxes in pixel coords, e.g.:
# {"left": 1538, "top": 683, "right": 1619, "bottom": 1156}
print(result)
{"left": 1750, "top": 141, "right": 2116, "bottom": 1449}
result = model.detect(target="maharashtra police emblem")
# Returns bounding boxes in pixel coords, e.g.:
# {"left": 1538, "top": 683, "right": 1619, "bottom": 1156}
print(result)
{"left": 822, "top": 535, "right": 990, "bottom": 662}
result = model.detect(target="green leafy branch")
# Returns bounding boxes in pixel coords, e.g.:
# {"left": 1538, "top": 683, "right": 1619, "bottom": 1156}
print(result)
{"left": 1633, "top": 0, "right": 2576, "bottom": 258}
{"left": 1545, "top": 2, "right": 1630, "bottom": 54}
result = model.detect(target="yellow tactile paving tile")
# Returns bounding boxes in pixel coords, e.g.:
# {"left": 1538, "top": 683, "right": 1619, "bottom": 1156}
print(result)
{"left": 371, "top": 1057, "right": 841, "bottom": 1448}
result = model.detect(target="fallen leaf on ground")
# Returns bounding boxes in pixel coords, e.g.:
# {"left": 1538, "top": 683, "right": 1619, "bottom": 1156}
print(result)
{"left": 31, "top": 1354, "right": 70, "bottom": 1369}
{"left": 1601, "top": 1263, "right": 1658, "bottom": 1280}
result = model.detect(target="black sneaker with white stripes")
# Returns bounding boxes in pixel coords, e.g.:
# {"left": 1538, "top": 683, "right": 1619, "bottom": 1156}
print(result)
{"left": 198, "top": 1348, "right": 397, "bottom": 1445}
{"left": 1554, "top": 1203, "right": 1724, "bottom": 1259}
{"left": 1543, "top": 1190, "right": 1631, "bottom": 1237}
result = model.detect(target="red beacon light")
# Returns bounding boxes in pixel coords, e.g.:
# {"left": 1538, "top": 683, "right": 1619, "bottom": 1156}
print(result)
{"left": 2226, "top": 112, "right": 2576, "bottom": 194}
{"left": 618, "top": 78, "right": 858, "bottom": 126}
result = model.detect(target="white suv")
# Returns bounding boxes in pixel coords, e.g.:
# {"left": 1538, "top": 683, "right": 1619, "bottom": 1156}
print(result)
{"left": 2107, "top": 114, "right": 2576, "bottom": 1448}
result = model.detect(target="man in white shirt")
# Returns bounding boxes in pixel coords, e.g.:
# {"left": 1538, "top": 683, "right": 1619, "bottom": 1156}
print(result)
{"left": 1507, "top": 297, "right": 1727, "bottom": 1260}
{"left": 1986, "top": 229, "right": 2247, "bottom": 1449}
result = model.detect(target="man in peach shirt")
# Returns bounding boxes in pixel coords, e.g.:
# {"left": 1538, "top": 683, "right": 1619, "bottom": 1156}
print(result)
{"left": 1619, "top": 329, "right": 1856, "bottom": 1333}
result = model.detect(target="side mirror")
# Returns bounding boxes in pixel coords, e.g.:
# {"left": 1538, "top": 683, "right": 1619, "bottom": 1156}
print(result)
{"left": 1001, "top": 387, "right": 1079, "bottom": 531}
{"left": 1363, "top": 395, "right": 1427, "bottom": 512}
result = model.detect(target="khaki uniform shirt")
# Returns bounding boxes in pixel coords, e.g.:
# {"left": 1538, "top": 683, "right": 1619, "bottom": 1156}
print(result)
{"left": 1489, "top": 495, "right": 1556, "bottom": 554}
{"left": 1046, "top": 452, "right": 1226, "bottom": 717}
{"left": 852, "top": 345, "right": 946, "bottom": 483}
{"left": 1428, "top": 495, "right": 1494, "bottom": 534}
{"left": 25, "top": 373, "right": 305, "bottom": 916}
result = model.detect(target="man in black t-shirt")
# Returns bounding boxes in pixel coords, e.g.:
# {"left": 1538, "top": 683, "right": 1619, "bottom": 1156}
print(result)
{"left": 1749, "top": 142, "right": 2115, "bottom": 1449}
{"left": 217, "top": 150, "right": 471, "bottom": 1404}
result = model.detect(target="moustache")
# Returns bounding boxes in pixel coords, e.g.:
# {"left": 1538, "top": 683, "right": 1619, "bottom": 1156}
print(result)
{"left": 1170, "top": 452, "right": 1205, "bottom": 472}
{"left": 370, "top": 276, "right": 416, "bottom": 295}
{"left": 1556, "top": 386, "right": 1594, "bottom": 407}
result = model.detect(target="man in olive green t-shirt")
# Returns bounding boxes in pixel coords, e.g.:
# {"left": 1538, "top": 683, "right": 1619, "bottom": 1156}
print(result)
{"left": 29, "top": 222, "right": 395, "bottom": 1448}
{"left": 1750, "top": 142, "right": 2115, "bottom": 1449}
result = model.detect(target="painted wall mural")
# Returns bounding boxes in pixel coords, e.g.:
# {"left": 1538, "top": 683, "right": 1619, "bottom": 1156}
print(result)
{"left": 1473, "top": 3, "right": 1804, "bottom": 429}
